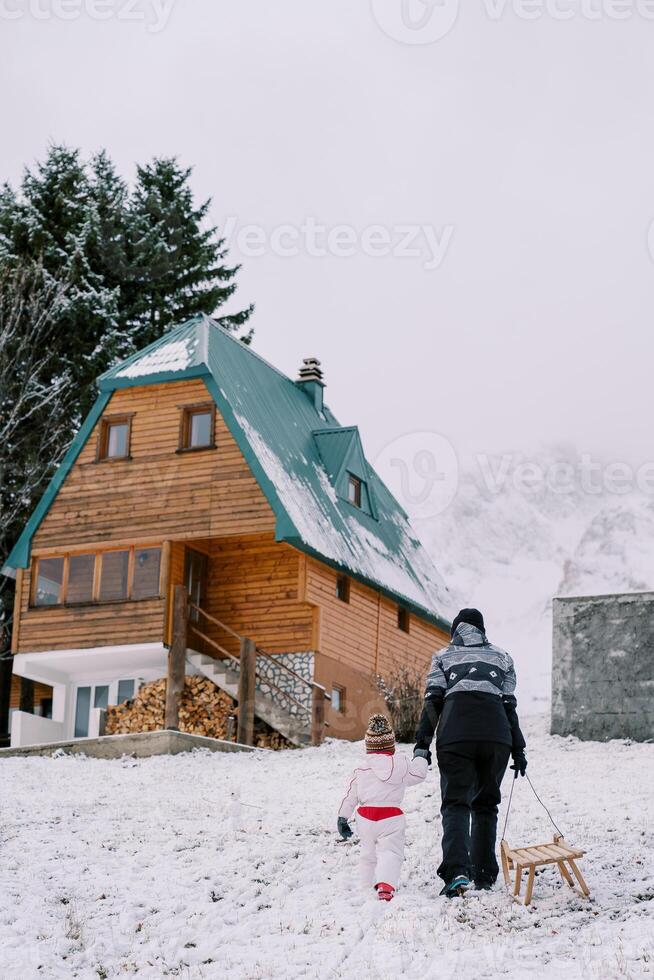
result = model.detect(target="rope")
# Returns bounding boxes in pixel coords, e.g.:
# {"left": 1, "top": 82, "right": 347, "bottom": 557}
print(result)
{"left": 526, "top": 773, "right": 566, "bottom": 838}
{"left": 501, "top": 771, "right": 566, "bottom": 841}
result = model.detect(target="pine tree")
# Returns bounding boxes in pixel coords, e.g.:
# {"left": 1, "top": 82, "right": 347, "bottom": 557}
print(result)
{"left": 0, "top": 260, "right": 73, "bottom": 738}
{"left": 126, "top": 157, "right": 252, "bottom": 348}
{"left": 0, "top": 147, "right": 253, "bottom": 738}
{"left": 0, "top": 145, "right": 121, "bottom": 416}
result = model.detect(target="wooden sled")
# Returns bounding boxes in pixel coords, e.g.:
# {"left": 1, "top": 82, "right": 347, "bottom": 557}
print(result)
{"left": 500, "top": 833, "right": 590, "bottom": 906}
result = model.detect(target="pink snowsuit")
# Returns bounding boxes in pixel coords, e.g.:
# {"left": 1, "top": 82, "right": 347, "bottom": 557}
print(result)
{"left": 338, "top": 752, "right": 428, "bottom": 890}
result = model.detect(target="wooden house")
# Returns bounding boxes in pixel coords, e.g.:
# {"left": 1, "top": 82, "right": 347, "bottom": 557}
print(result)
{"left": 4, "top": 316, "right": 452, "bottom": 747}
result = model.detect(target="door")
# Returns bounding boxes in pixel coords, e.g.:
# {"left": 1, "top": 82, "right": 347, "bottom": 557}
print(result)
{"left": 184, "top": 548, "right": 208, "bottom": 624}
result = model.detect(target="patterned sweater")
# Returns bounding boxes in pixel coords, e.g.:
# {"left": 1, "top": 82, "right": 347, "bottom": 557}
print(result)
{"left": 415, "top": 623, "right": 526, "bottom": 750}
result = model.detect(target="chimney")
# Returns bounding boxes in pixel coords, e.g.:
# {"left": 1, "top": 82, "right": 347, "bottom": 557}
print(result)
{"left": 296, "top": 357, "right": 325, "bottom": 413}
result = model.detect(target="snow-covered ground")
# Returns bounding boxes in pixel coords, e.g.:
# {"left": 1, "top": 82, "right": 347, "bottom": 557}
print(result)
{"left": 2, "top": 716, "right": 653, "bottom": 979}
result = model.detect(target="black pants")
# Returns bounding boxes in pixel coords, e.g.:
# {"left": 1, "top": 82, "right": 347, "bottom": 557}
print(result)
{"left": 437, "top": 741, "right": 510, "bottom": 885}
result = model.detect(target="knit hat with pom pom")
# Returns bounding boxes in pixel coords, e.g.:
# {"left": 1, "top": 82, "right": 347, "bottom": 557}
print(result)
{"left": 365, "top": 713, "right": 395, "bottom": 753}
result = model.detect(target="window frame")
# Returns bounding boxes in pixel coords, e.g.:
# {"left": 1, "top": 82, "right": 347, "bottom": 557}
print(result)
{"left": 331, "top": 684, "right": 346, "bottom": 714}
{"left": 30, "top": 545, "right": 164, "bottom": 608}
{"left": 96, "top": 413, "right": 134, "bottom": 463}
{"left": 397, "top": 606, "right": 410, "bottom": 634}
{"left": 66, "top": 551, "right": 98, "bottom": 605}
{"left": 30, "top": 555, "right": 66, "bottom": 607}
{"left": 97, "top": 547, "right": 133, "bottom": 603}
{"left": 336, "top": 574, "right": 351, "bottom": 604}
{"left": 177, "top": 402, "right": 216, "bottom": 453}
{"left": 347, "top": 474, "right": 363, "bottom": 508}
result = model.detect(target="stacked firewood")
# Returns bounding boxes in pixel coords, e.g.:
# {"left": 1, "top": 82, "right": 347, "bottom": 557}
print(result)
{"left": 105, "top": 675, "right": 294, "bottom": 749}
{"left": 105, "top": 676, "right": 235, "bottom": 740}
{"left": 253, "top": 727, "right": 293, "bottom": 750}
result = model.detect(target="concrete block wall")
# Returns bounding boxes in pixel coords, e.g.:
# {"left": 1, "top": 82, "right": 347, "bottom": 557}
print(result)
{"left": 552, "top": 591, "right": 654, "bottom": 742}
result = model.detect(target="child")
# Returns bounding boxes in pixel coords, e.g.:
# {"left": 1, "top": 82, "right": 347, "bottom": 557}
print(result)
{"left": 337, "top": 713, "right": 429, "bottom": 901}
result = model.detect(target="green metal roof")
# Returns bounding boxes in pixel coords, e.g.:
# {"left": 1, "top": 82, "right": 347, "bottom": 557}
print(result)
{"left": 5, "top": 315, "right": 452, "bottom": 630}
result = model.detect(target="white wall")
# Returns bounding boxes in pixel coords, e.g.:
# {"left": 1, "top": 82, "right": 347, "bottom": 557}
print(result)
{"left": 11, "top": 712, "right": 65, "bottom": 748}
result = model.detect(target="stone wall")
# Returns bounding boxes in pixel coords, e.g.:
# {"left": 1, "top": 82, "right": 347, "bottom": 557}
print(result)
{"left": 552, "top": 591, "right": 654, "bottom": 742}
{"left": 222, "top": 651, "right": 314, "bottom": 720}
{"left": 255, "top": 652, "right": 314, "bottom": 719}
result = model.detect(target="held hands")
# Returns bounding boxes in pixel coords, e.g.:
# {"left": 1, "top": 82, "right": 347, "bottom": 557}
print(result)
{"left": 511, "top": 750, "right": 527, "bottom": 779}
{"left": 337, "top": 816, "right": 353, "bottom": 840}
{"left": 413, "top": 747, "right": 432, "bottom": 766}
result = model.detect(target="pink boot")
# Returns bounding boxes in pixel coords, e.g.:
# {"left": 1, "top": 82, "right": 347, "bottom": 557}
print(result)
{"left": 376, "top": 882, "right": 395, "bottom": 902}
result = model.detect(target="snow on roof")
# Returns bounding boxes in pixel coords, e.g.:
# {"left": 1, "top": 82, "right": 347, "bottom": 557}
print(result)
{"left": 232, "top": 411, "right": 452, "bottom": 624}
{"left": 116, "top": 337, "right": 198, "bottom": 379}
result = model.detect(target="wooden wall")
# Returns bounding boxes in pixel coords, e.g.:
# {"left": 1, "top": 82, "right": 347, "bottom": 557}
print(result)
{"left": 304, "top": 556, "right": 448, "bottom": 681}
{"left": 313, "top": 651, "right": 386, "bottom": 740}
{"left": 204, "top": 535, "right": 313, "bottom": 656}
{"left": 17, "top": 379, "right": 276, "bottom": 654}
{"left": 9, "top": 675, "right": 53, "bottom": 710}
{"left": 32, "top": 379, "right": 275, "bottom": 551}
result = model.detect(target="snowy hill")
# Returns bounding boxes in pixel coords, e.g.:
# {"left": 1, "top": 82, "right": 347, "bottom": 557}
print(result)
{"left": 383, "top": 446, "right": 654, "bottom": 711}
{"left": 1, "top": 718, "right": 652, "bottom": 978}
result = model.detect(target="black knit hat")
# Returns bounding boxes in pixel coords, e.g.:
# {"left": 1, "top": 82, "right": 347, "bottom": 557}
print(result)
{"left": 451, "top": 607, "right": 485, "bottom": 637}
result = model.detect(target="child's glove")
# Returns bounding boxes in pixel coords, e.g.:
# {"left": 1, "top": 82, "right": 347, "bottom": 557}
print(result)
{"left": 337, "top": 817, "right": 353, "bottom": 840}
{"left": 413, "top": 747, "right": 432, "bottom": 766}
{"left": 510, "top": 750, "right": 527, "bottom": 778}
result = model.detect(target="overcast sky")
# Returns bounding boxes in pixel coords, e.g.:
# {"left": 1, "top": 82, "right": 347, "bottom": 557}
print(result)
{"left": 3, "top": 0, "right": 654, "bottom": 474}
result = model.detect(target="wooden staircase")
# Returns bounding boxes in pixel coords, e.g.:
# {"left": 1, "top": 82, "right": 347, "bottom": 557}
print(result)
{"left": 164, "top": 585, "right": 329, "bottom": 748}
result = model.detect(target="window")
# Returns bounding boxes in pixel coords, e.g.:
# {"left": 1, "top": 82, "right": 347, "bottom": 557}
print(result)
{"left": 117, "top": 679, "right": 135, "bottom": 703}
{"left": 31, "top": 546, "right": 162, "bottom": 607}
{"left": 132, "top": 548, "right": 161, "bottom": 600}
{"left": 33, "top": 557, "right": 65, "bottom": 606}
{"left": 94, "top": 686, "right": 109, "bottom": 710}
{"left": 74, "top": 686, "right": 92, "bottom": 737}
{"left": 98, "top": 416, "right": 132, "bottom": 461}
{"left": 99, "top": 550, "right": 130, "bottom": 601}
{"left": 336, "top": 575, "right": 351, "bottom": 603}
{"left": 67, "top": 553, "right": 95, "bottom": 603}
{"left": 331, "top": 684, "right": 346, "bottom": 714}
{"left": 398, "top": 606, "right": 410, "bottom": 634}
{"left": 179, "top": 404, "right": 215, "bottom": 451}
{"left": 347, "top": 475, "right": 362, "bottom": 508}
{"left": 74, "top": 679, "right": 135, "bottom": 737}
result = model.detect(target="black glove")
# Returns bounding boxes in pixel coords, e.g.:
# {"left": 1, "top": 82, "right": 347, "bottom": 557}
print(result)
{"left": 413, "top": 747, "right": 432, "bottom": 766}
{"left": 337, "top": 816, "right": 353, "bottom": 840}
{"left": 510, "top": 750, "right": 527, "bottom": 779}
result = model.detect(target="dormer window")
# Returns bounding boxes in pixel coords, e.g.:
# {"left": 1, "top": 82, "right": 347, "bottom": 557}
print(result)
{"left": 312, "top": 426, "right": 378, "bottom": 520}
{"left": 179, "top": 404, "right": 215, "bottom": 451}
{"left": 98, "top": 416, "right": 132, "bottom": 461}
{"left": 347, "top": 475, "right": 362, "bottom": 508}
